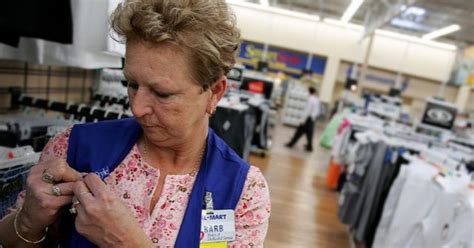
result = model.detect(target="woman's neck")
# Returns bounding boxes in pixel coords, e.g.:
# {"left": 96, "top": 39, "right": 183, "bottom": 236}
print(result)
{"left": 141, "top": 125, "right": 208, "bottom": 175}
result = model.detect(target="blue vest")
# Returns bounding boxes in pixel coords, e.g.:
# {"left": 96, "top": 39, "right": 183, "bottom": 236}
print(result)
{"left": 61, "top": 118, "right": 250, "bottom": 247}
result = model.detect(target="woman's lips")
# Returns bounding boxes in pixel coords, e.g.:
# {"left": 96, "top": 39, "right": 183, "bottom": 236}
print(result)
{"left": 142, "top": 123, "right": 163, "bottom": 128}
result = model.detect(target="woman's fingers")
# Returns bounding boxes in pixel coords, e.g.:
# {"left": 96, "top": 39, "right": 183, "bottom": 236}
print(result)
{"left": 20, "top": 158, "right": 84, "bottom": 230}
{"left": 83, "top": 174, "right": 107, "bottom": 198}
{"left": 31, "top": 194, "right": 74, "bottom": 214}
{"left": 73, "top": 180, "right": 94, "bottom": 206}
{"left": 41, "top": 182, "right": 76, "bottom": 196}
{"left": 49, "top": 195, "right": 74, "bottom": 209}
{"left": 32, "top": 159, "right": 83, "bottom": 184}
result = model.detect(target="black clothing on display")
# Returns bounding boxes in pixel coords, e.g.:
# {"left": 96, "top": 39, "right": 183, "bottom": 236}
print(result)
{"left": 286, "top": 117, "right": 315, "bottom": 151}
{"left": 364, "top": 152, "right": 406, "bottom": 247}
{"left": 250, "top": 103, "right": 271, "bottom": 149}
{"left": 0, "top": 0, "right": 73, "bottom": 47}
{"left": 210, "top": 106, "right": 256, "bottom": 160}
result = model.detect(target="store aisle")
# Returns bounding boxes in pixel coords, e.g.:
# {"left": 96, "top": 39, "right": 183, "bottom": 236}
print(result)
{"left": 249, "top": 122, "right": 351, "bottom": 248}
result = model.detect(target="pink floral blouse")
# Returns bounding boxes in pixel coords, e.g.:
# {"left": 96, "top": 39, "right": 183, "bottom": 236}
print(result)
{"left": 9, "top": 129, "right": 271, "bottom": 247}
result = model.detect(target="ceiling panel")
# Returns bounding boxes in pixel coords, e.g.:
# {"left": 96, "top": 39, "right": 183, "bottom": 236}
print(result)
{"left": 268, "top": 0, "right": 474, "bottom": 45}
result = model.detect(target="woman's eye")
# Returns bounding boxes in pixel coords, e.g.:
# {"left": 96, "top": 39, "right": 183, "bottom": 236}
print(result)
{"left": 153, "top": 91, "right": 173, "bottom": 99}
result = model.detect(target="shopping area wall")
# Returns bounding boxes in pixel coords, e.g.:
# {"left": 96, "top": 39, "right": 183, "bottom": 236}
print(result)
{"left": 228, "top": 1, "right": 459, "bottom": 104}
{"left": 0, "top": 59, "right": 96, "bottom": 112}
{"left": 333, "top": 62, "right": 459, "bottom": 117}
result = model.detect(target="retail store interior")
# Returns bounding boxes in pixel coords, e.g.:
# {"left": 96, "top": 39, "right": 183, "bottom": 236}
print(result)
{"left": 0, "top": 0, "right": 473, "bottom": 247}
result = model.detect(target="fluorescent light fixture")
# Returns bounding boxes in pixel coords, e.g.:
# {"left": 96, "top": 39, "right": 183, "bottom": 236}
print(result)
{"left": 260, "top": 0, "right": 269, "bottom": 7}
{"left": 341, "top": 0, "right": 364, "bottom": 23}
{"left": 422, "top": 24, "right": 461, "bottom": 40}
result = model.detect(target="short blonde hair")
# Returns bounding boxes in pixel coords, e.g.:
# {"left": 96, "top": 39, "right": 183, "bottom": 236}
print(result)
{"left": 111, "top": 0, "right": 241, "bottom": 87}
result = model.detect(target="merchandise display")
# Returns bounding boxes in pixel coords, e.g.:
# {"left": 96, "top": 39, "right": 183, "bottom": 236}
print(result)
{"left": 421, "top": 98, "right": 458, "bottom": 130}
{"left": 240, "top": 74, "right": 275, "bottom": 100}
{"left": 282, "top": 82, "right": 309, "bottom": 126}
{"left": 329, "top": 110, "right": 473, "bottom": 248}
{"left": 0, "top": 146, "right": 40, "bottom": 218}
{"left": 210, "top": 96, "right": 256, "bottom": 160}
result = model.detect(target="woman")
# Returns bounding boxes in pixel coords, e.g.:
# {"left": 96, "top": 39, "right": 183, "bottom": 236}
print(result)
{"left": 0, "top": 0, "right": 271, "bottom": 247}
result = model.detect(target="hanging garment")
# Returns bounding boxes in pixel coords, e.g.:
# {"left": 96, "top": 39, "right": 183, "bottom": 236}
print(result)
{"left": 338, "top": 142, "right": 375, "bottom": 225}
{"left": 326, "top": 159, "right": 343, "bottom": 190}
{"left": 319, "top": 112, "right": 345, "bottom": 149}
{"left": 410, "top": 174, "right": 473, "bottom": 248}
{"left": 210, "top": 104, "right": 256, "bottom": 160}
{"left": 348, "top": 141, "right": 387, "bottom": 236}
{"left": 364, "top": 149, "right": 407, "bottom": 247}
{"left": 372, "top": 160, "right": 445, "bottom": 248}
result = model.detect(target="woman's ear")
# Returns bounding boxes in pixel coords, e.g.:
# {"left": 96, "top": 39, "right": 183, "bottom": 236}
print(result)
{"left": 206, "top": 75, "right": 227, "bottom": 115}
{"left": 211, "top": 75, "right": 227, "bottom": 102}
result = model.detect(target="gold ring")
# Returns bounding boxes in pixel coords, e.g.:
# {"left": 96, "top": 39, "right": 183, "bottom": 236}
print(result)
{"left": 69, "top": 207, "right": 77, "bottom": 214}
{"left": 69, "top": 198, "right": 81, "bottom": 214}
{"left": 72, "top": 199, "right": 80, "bottom": 206}
{"left": 41, "top": 170, "right": 55, "bottom": 184}
{"left": 51, "top": 185, "right": 61, "bottom": 196}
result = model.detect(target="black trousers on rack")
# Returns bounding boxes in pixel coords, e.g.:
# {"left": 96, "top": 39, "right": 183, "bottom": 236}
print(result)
{"left": 287, "top": 117, "right": 315, "bottom": 150}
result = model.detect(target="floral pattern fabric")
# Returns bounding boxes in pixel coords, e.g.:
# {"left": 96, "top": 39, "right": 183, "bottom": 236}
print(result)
{"left": 9, "top": 128, "right": 271, "bottom": 247}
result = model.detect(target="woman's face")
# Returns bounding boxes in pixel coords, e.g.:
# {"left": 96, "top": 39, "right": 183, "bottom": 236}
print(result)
{"left": 124, "top": 40, "right": 218, "bottom": 147}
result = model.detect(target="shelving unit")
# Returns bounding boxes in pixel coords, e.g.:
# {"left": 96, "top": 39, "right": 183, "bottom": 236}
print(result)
{"left": 281, "top": 82, "right": 308, "bottom": 126}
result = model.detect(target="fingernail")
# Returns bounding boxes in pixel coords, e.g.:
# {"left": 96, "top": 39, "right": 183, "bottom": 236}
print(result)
{"left": 79, "top": 173, "right": 88, "bottom": 180}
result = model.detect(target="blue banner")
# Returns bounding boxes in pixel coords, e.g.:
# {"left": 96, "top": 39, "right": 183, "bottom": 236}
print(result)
{"left": 238, "top": 40, "right": 265, "bottom": 62}
{"left": 238, "top": 40, "right": 327, "bottom": 75}
{"left": 267, "top": 46, "right": 308, "bottom": 71}
{"left": 310, "top": 56, "right": 327, "bottom": 75}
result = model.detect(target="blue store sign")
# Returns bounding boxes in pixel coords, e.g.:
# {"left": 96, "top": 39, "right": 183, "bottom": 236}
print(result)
{"left": 238, "top": 40, "right": 327, "bottom": 75}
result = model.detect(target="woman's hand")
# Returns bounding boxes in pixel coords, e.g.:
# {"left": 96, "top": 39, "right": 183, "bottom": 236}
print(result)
{"left": 19, "top": 159, "right": 82, "bottom": 237}
{"left": 73, "top": 174, "right": 153, "bottom": 248}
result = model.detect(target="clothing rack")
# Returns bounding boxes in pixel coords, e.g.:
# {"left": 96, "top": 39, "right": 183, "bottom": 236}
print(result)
{"left": 11, "top": 93, "right": 131, "bottom": 122}
{"left": 0, "top": 110, "right": 80, "bottom": 150}
{"left": 92, "top": 94, "right": 130, "bottom": 109}
{"left": 0, "top": 146, "right": 40, "bottom": 218}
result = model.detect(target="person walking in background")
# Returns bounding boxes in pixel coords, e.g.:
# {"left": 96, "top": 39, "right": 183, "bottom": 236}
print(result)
{"left": 285, "top": 87, "right": 321, "bottom": 151}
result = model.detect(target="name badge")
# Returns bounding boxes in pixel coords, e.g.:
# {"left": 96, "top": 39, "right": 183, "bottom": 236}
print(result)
{"left": 200, "top": 209, "right": 235, "bottom": 244}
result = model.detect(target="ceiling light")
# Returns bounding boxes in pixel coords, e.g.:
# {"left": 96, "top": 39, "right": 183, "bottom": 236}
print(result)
{"left": 351, "top": 84, "right": 358, "bottom": 91}
{"left": 341, "top": 0, "right": 364, "bottom": 23}
{"left": 422, "top": 24, "right": 461, "bottom": 40}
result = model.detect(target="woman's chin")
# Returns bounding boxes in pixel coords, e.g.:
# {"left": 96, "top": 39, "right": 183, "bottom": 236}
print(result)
{"left": 142, "top": 125, "right": 164, "bottom": 133}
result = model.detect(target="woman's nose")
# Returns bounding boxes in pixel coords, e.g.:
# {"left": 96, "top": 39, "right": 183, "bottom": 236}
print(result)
{"left": 130, "top": 89, "right": 153, "bottom": 117}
